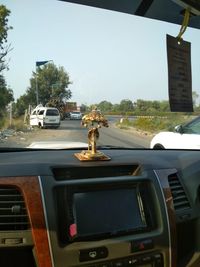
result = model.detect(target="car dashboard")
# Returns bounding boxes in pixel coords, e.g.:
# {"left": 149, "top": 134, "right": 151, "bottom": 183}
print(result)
{"left": 0, "top": 148, "right": 200, "bottom": 267}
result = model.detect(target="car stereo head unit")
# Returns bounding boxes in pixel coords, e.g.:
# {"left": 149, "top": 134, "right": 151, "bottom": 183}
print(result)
{"left": 55, "top": 181, "right": 155, "bottom": 245}
{"left": 72, "top": 188, "right": 147, "bottom": 239}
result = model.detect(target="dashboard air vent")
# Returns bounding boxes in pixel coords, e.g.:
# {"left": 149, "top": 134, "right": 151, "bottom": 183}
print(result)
{"left": 168, "top": 173, "right": 190, "bottom": 211}
{"left": 0, "top": 186, "right": 30, "bottom": 231}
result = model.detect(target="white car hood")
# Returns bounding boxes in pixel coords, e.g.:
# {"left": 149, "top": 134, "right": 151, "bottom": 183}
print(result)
{"left": 27, "top": 141, "right": 88, "bottom": 149}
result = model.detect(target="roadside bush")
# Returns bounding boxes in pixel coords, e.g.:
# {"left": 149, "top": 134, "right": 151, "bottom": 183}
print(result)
{"left": 3, "top": 117, "right": 28, "bottom": 131}
{"left": 118, "top": 115, "right": 193, "bottom": 133}
{"left": 0, "top": 117, "right": 6, "bottom": 129}
{"left": 133, "top": 117, "right": 160, "bottom": 132}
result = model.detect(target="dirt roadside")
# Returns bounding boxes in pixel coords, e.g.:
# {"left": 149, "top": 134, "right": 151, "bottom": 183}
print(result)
{"left": 114, "top": 124, "right": 155, "bottom": 141}
{"left": 0, "top": 127, "right": 76, "bottom": 147}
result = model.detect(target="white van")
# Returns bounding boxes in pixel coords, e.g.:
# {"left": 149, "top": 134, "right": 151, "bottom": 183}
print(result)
{"left": 30, "top": 106, "right": 60, "bottom": 128}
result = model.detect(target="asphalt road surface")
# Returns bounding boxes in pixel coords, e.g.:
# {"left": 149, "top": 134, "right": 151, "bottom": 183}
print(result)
{"left": 58, "top": 119, "right": 150, "bottom": 148}
{"left": 54, "top": 118, "right": 150, "bottom": 148}
{"left": 0, "top": 118, "right": 151, "bottom": 148}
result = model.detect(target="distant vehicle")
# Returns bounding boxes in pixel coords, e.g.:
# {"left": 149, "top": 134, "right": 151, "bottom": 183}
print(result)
{"left": 30, "top": 106, "right": 60, "bottom": 128}
{"left": 150, "top": 116, "right": 200, "bottom": 149}
{"left": 64, "top": 102, "right": 78, "bottom": 118}
{"left": 69, "top": 111, "right": 82, "bottom": 120}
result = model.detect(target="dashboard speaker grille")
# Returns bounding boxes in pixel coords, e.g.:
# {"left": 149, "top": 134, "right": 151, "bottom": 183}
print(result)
{"left": 0, "top": 186, "right": 30, "bottom": 231}
{"left": 52, "top": 165, "right": 140, "bottom": 180}
{"left": 168, "top": 173, "right": 190, "bottom": 211}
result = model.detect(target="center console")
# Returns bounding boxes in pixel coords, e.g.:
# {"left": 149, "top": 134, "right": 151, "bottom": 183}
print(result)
{"left": 40, "top": 165, "right": 172, "bottom": 267}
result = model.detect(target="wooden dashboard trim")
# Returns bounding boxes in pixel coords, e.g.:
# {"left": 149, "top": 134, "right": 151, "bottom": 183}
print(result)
{"left": 155, "top": 169, "right": 177, "bottom": 267}
{"left": 0, "top": 176, "right": 52, "bottom": 267}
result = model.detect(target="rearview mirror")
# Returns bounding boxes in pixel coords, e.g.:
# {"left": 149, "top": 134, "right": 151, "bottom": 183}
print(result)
{"left": 174, "top": 125, "right": 184, "bottom": 134}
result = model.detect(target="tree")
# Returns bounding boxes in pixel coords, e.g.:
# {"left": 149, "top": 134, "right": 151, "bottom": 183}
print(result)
{"left": 0, "top": 75, "right": 13, "bottom": 118}
{"left": 0, "top": 5, "right": 13, "bottom": 72}
{"left": 119, "top": 99, "right": 134, "bottom": 112}
{"left": 135, "top": 99, "right": 150, "bottom": 112}
{"left": 0, "top": 5, "right": 14, "bottom": 121}
{"left": 159, "top": 100, "right": 170, "bottom": 112}
{"left": 133, "top": 99, "right": 170, "bottom": 114}
{"left": 97, "top": 101, "right": 113, "bottom": 112}
{"left": 29, "top": 63, "right": 72, "bottom": 105}
{"left": 112, "top": 104, "right": 120, "bottom": 112}
{"left": 14, "top": 94, "right": 30, "bottom": 117}
{"left": 15, "top": 63, "right": 72, "bottom": 115}
{"left": 80, "top": 104, "right": 88, "bottom": 113}
{"left": 0, "top": 5, "right": 13, "bottom": 123}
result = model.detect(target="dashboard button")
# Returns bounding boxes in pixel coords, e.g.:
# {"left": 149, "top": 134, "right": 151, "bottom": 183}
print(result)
{"left": 113, "top": 259, "right": 124, "bottom": 267}
{"left": 131, "top": 239, "right": 153, "bottom": 252}
{"left": 141, "top": 256, "right": 151, "bottom": 263}
{"left": 124, "top": 257, "right": 140, "bottom": 266}
{"left": 79, "top": 247, "right": 108, "bottom": 262}
{"left": 154, "top": 254, "right": 163, "bottom": 267}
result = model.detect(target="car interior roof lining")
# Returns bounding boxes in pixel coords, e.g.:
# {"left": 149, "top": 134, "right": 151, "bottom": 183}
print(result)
{"left": 60, "top": 0, "right": 200, "bottom": 30}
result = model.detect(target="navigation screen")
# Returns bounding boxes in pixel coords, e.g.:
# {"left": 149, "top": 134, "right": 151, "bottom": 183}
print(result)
{"left": 73, "top": 188, "right": 146, "bottom": 238}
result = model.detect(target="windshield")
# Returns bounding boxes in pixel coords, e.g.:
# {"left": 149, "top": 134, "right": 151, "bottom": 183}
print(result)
{"left": 0, "top": 0, "right": 200, "bottom": 149}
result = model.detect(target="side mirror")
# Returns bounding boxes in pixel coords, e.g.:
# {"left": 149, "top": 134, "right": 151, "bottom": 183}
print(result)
{"left": 174, "top": 125, "right": 184, "bottom": 134}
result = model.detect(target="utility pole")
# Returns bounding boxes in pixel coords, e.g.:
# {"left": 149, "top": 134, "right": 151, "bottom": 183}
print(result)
{"left": 9, "top": 102, "right": 12, "bottom": 127}
{"left": 35, "top": 60, "right": 53, "bottom": 105}
{"left": 35, "top": 68, "right": 39, "bottom": 105}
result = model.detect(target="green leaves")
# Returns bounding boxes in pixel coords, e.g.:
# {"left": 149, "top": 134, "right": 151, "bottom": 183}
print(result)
{"left": 0, "top": 5, "right": 13, "bottom": 72}
{"left": 0, "top": 75, "right": 13, "bottom": 118}
{"left": 15, "top": 63, "right": 72, "bottom": 115}
{"left": 0, "top": 5, "right": 12, "bottom": 48}
{"left": 32, "top": 63, "right": 72, "bottom": 105}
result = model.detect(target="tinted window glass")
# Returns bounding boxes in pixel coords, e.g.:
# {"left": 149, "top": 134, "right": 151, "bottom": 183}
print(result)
{"left": 46, "top": 109, "right": 59, "bottom": 116}
{"left": 39, "top": 110, "right": 44, "bottom": 115}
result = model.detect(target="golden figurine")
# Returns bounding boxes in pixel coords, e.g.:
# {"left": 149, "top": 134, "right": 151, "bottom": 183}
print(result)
{"left": 75, "top": 108, "right": 111, "bottom": 161}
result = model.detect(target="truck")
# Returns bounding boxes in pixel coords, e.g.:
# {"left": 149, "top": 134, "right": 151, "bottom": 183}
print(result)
{"left": 45, "top": 97, "right": 77, "bottom": 120}
{"left": 64, "top": 102, "right": 78, "bottom": 118}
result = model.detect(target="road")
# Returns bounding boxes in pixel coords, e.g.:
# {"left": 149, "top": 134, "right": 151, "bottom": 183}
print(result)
{"left": 58, "top": 119, "right": 150, "bottom": 148}
{"left": 0, "top": 118, "right": 151, "bottom": 148}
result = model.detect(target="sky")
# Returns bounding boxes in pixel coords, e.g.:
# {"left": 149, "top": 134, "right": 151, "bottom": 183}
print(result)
{"left": 1, "top": 0, "right": 200, "bottom": 106}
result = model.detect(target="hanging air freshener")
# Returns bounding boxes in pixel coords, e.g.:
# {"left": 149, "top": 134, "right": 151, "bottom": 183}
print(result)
{"left": 167, "top": 9, "right": 193, "bottom": 112}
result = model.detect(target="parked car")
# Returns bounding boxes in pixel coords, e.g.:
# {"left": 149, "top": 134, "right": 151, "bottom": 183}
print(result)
{"left": 30, "top": 107, "right": 61, "bottom": 128}
{"left": 69, "top": 111, "right": 82, "bottom": 120}
{"left": 150, "top": 116, "right": 200, "bottom": 149}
